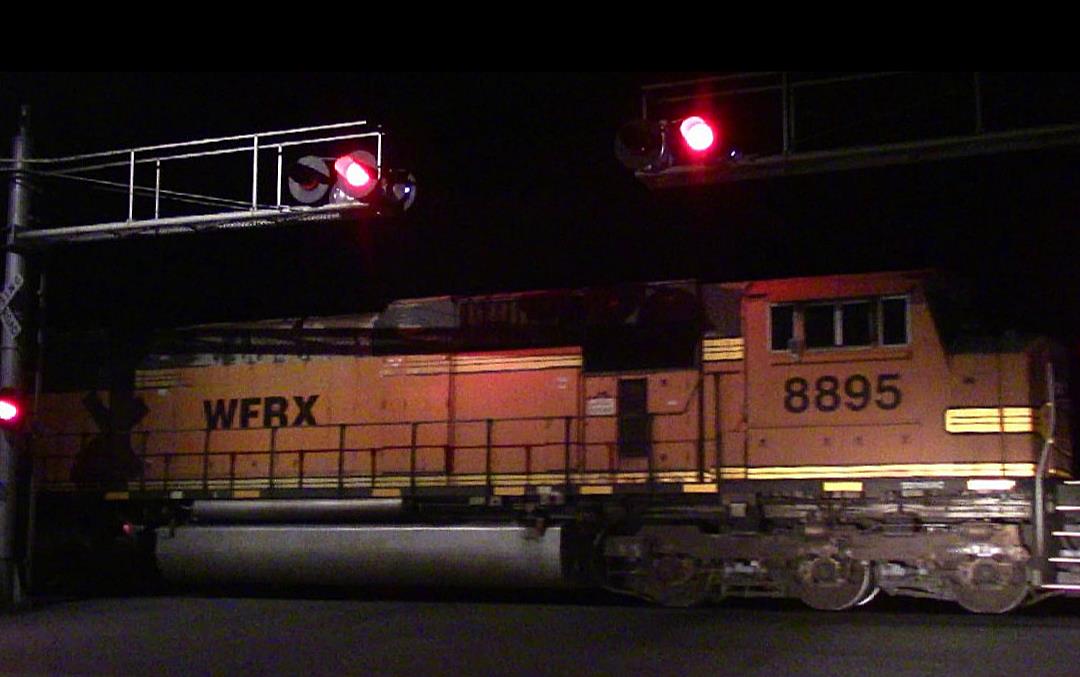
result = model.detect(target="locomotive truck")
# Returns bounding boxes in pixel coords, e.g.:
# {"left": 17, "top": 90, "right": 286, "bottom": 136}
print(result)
{"left": 31, "top": 269, "right": 1079, "bottom": 612}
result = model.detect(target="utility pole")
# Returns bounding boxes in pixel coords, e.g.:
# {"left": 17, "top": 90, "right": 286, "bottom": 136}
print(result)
{"left": 1, "top": 106, "right": 31, "bottom": 608}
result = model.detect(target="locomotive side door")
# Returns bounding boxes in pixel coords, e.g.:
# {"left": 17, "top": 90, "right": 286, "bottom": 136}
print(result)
{"left": 618, "top": 378, "right": 651, "bottom": 458}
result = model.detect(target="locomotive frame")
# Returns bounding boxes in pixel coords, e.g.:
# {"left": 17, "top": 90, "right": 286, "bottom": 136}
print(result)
{"left": 32, "top": 269, "right": 1079, "bottom": 613}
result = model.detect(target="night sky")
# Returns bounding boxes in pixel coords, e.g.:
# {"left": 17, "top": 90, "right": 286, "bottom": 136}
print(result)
{"left": 2, "top": 72, "right": 1079, "bottom": 347}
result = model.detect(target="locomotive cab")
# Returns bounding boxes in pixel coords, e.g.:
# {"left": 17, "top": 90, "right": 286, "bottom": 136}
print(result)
{"left": 740, "top": 270, "right": 1070, "bottom": 480}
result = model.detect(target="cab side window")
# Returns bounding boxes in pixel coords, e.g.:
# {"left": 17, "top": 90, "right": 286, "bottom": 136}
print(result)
{"left": 880, "top": 296, "right": 909, "bottom": 346}
{"left": 769, "top": 296, "right": 909, "bottom": 351}
{"left": 770, "top": 305, "right": 795, "bottom": 351}
{"left": 804, "top": 304, "right": 835, "bottom": 348}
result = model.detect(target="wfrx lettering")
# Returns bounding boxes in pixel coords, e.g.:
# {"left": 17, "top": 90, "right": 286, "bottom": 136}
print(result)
{"left": 203, "top": 395, "right": 319, "bottom": 429}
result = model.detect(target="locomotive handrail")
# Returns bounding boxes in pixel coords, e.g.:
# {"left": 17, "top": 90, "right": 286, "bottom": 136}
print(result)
{"left": 36, "top": 413, "right": 711, "bottom": 496}
{"left": 37, "top": 440, "right": 694, "bottom": 468}
{"left": 40, "top": 410, "right": 692, "bottom": 437}
{"left": 1035, "top": 363, "right": 1058, "bottom": 563}
{"left": 34, "top": 406, "right": 734, "bottom": 501}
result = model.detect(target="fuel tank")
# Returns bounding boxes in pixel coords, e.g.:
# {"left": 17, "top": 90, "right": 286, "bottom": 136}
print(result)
{"left": 155, "top": 524, "right": 570, "bottom": 588}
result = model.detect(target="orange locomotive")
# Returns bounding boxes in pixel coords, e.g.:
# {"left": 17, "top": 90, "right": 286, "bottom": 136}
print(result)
{"left": 33, "top": 269, "right": 1078, "bottom": 612}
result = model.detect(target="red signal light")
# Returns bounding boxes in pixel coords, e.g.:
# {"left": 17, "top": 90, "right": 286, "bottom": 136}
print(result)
{"left": 616, "top": 115, "right": 727, "bottom": 172}
{"left": 0, "top": 401, "right": 17, "bottom": 422}
{"left": 330, "top": 150, "right": 379, "bottom": 202}
{"left": 334, "top": 155, "right": 372, "bottom": 188}
{"left": 0, "top": 389, "right": 23, "bottom": 430}
{"left": 678, "top": 116, "right": 716, "bottom": 153}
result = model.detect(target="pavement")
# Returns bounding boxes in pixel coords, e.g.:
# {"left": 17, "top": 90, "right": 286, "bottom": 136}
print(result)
{"left": 1, "top": 591, "right": 1080, "bottom": 676}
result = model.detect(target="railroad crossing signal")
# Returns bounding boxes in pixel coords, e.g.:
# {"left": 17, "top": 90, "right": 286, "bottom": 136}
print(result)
{"left": 287, "top": 153, "right": 417, "bottom": 212}
{"left": 82, "top": 390, "right": 149, "bottom": 434}
{"left": 615, "top": 115, "right": 722, "bottom": 172}
{"left": 0, "top": 272, "right": 23, "bottom": 340}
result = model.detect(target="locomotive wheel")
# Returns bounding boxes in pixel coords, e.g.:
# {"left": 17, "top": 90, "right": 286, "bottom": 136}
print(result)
{"left": 952, "top": 559, "right": 1029, "bottom": 614}
{"left": 793, "top": 555, "right": 873, "bottom": 611}
{"left": 631, "top": 554, "right": 711, "bottom": 608}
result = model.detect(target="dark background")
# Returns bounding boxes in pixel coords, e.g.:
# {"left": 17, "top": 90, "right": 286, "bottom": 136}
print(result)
{"left": 1, "top": 72, "right": 1078, "bottom": 345}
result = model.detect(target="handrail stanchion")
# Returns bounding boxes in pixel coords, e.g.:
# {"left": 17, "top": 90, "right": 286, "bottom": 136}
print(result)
{"left": 153, "top": 159, "right": 161, "bottom": 219}
{"left": 525, "top": 444, "right": 532, "bottom": 486}
{"left": 268, "top": 427, "right": 277, "bottom": 493}
{"left": 127, "top": 150, "right": 135, "bottom": 221}
{"left": 275, "top": 145, "right": 283, "bottom": 207}
{"left": 139, "top": 431, "right": 150, "bottom": 493}
{"left": 410, "top": 422, "right": 418, "bottom": 494}
{"left": 337, "top": 424, "right": 346, "bottom": 494}
{"left": 202, "top": 429, "right": 212, "bottom": 492}
{"left": 564, "top": 416, "right": 572, "bottom": 490}
{"left": 370, "top": 446, "right": 377, "bottom": 489}
{"left": 486, "top": 419, "right": 494, "bottom": 497}
{"left": 250, "top": 135, "right": 259, "bottom": 210}
{"left": 647, "top": 414, "right": 655, "bottom": 492}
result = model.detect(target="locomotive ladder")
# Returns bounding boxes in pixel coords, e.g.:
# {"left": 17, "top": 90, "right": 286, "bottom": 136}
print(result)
{"left": 1041, "top": 481, "right": 1080, "bottom": 593}
{"left": 1035, "top": 363, "right": 1080, "bottom": 593}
